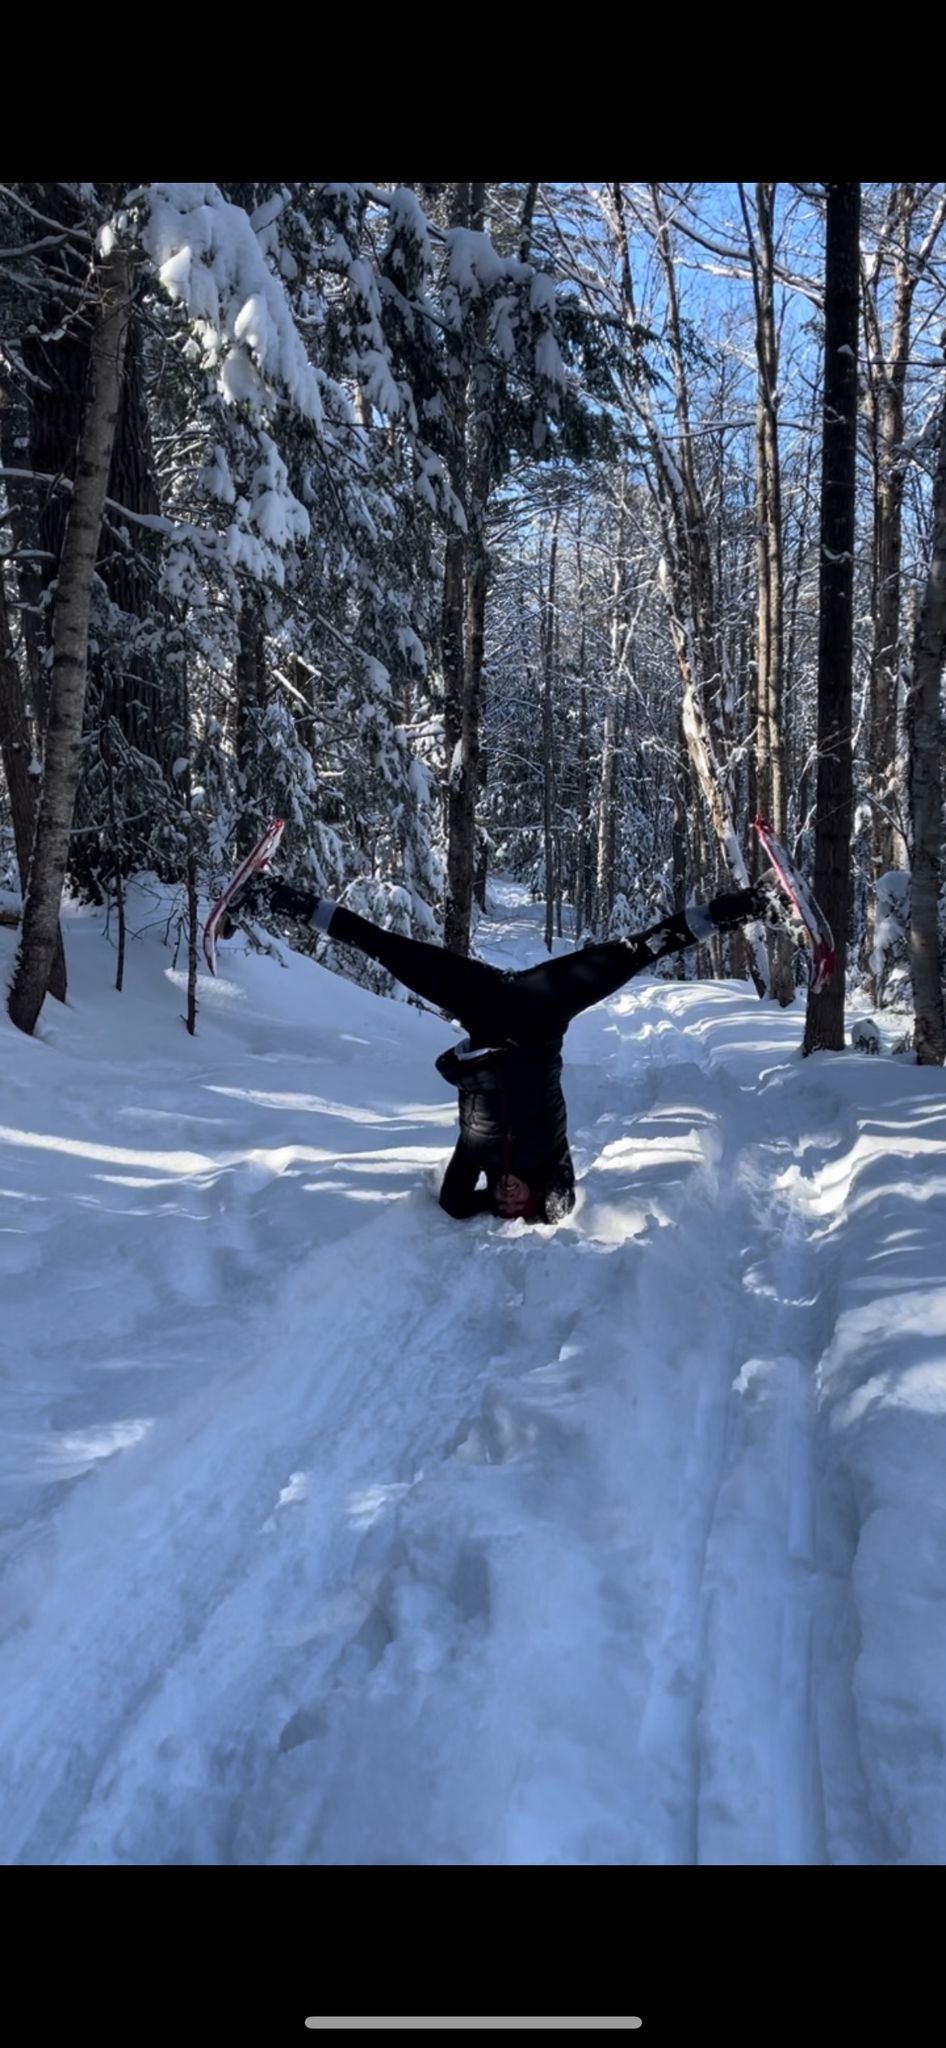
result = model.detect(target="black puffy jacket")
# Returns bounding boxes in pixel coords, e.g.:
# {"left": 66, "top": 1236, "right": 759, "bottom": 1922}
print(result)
{"left": 435, "top": 1034, "right": 568, "bottom": 1178}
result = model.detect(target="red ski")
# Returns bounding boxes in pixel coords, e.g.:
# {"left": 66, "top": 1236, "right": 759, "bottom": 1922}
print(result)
{"left": 753, "top": 815, "right": 836, "bottom": 993}
{"left": 202, "top": 818, "right": 285, "bottom": 976}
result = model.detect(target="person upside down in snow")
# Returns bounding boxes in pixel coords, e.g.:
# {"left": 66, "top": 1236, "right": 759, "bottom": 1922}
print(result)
{"left": 231, "top": 879, "right": 784, "bottom": 1224}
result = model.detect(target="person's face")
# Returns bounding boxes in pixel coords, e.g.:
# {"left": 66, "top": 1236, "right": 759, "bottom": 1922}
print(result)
{"left": 495, "top": 1173, "right": 533, "bottom": 1219}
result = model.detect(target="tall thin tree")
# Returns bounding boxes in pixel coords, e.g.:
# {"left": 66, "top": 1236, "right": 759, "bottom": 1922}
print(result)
{"left": 907, "top": 367, "right": 946, "bottom": 1066}
{"left": 803, "top": 184, "right": 861, "bottom": 1056}
{"left": 541, "top": 502, "right": 560, "bottom": 952}
{"left": 8, "top": 241, "right": 134, "bottom": 1036}
{"left": 740, "top": 181, "right": 794, "bottom": 1004}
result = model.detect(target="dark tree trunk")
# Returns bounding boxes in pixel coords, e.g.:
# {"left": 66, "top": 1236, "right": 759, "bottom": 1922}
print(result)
{"left": 518, "top": 181, "right": 539, "bottom": 265}
{"left": 443, "top": 180, "right": 493, "bottom": 959}
{"left": 803, "top": 184, "right": 861, "bottom": 1056}
{"left": 671, "top": 719, "right": 690, "bottom": 918}
{"left": 0, "top": 571, "right": 68, "bottom": 999}
{"left": 185, "top": 723, "right": 199, "bottom": 1039}
{"left": 863, "top": 188, "right": 917, "bottom": 892}
{"left": 103, "top": 724, "right": 126, "bottom": 992}
{"left": 574, "top": 667, "right": 591, "bottom": 935}
{"left": 96, "top": 313, "right": 169, "bottom": 752}
{"left": 0, "top": 570, "right": 39, "bottom": 894}
{"left": 542, "top": 514, "right": 559, "bottom": 952}
{"left": 235, "top": 596, "right": 266, "bottom": 855}
{"left": 594, "top": 490, "right": 627, "bottom": 934}
{"left": 573, "top": 502, "right": 593, "bottom": 937}
{"left": 9, "top": 244, "right": 134, "bottom": 1036}
{"left": 441, "top": 182, "right": 473, "bottom": 956}
{"left": 0, "top": 394, "right": 47, "bottom": 724}
{"left": 20, "top": 188, "right": 176, "bottom": 894}
{"left": 20, "top": 185, "right": 89, "bottom": 608}
{"left": 741, "top": 181, "right": 794, "bottom": 1004}
{"left": 907, "top": 371, "right": 946, "bottom": 1066}
{"left": 445, "top": 493, "right": 486, "bottom": 956}
{"left": 473, "top": 832, "right": 489, "bottom": 914}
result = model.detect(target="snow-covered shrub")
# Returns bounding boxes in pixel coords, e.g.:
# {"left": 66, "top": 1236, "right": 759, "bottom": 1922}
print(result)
{"left": 608, "top": 892, "right": 632, "bottom": 939}
{"left": 870, "top": 869, "right": 910, "bottom": 1002}
{"left": 851, "top": 1017, "right": 881, "bottom": 1055}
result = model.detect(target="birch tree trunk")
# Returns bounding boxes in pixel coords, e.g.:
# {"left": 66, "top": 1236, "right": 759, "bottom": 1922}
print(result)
{"left": 907, "top": 372, "right": 946, "bottom": 1066}
{"left": 803, "top": 184, "right": 861, "bottom": 1056}
{"left": 677, "top": 652, "right": 770, "bottom": 992}
{"left": 8, "top": 244, "right": 134, "bottom": 1036}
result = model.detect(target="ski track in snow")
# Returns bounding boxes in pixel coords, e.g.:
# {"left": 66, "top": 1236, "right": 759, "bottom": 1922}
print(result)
{"left": 1, "top": 877, "right": 945, "bottom": 1864}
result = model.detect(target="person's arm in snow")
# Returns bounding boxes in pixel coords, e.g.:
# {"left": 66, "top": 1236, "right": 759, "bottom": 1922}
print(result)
{"left": 438, "top": 1140, "right": 492, "bottom": 1219}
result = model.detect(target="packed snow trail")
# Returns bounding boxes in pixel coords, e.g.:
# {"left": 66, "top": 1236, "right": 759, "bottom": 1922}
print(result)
{"left": 2, "top": 880, "right": 945, "bottom": 1863}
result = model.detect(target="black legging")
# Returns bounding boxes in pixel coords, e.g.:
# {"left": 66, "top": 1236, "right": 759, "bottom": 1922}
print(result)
{"left": 325, "top": 900, "right": 729, "bottom": 1041}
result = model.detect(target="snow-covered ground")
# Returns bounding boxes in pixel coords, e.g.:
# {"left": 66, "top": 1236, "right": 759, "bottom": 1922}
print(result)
{"left": 2, "top": 879, "right": 945, "bottom": 1865}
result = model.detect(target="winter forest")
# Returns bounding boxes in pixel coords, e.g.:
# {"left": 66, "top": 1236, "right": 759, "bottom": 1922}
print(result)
{"left": 2, "top": 182, "right": 946, "bottom": 1884}
{"left": 2, "top": 181, "right": 945, "bottom": 1048}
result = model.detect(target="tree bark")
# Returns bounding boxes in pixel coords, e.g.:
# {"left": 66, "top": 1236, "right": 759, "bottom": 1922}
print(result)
{"left": 863, "top": 187, "right": 917, "bottom": 888}
{"left": 573, "top": 500, "right": 593, "bottom": 937}
{"left": 0, "top": 572, "right": 39, "bottom": 890}
{"left": 21, "top": 187, "right": 178, "bottom": 893}
{"left": 446, "top": 486, "right": 487, "bottom": 952}
{"left": 678, "top": 658, "right": 770, "bottom": 994}
{"left": 594, "top": 683, "right": 618, "bottom": 933}
{"left": 803, "top": 184, "right": 861, "bottom": 1056}
{"left": 441, "top": 183, "right": 473, "bottom": 956}
{"left": 907, "top": 372, "right": 946, "bottom": 1066}
{"left": 8, "top": 245, "right": 134, "bottom": 1036}
{"left": 90, "top": 308, "right": 180, "bottom": 813}
{"left": 443, "top": 181, "right": 493, "bottom": 959}
{"left": 518, "top": 181, "right": 539, "bottom": 265}
{"left": 235, "top": 593, "right": 267, "bottom": 854}
{"left": 671, "top": 718, "right": 690, "bottom": 921}
{"left": 741, "top": 181, "right": 794, "bottom": 1003}
{"left": 0, "top": 575, "right": 68, "bottom": 1002}
{"left": 542, "top": 511, "right": 559, "bottom": 952}
{"left": 592, "top": 486, "right": 629, "bottom": 934}
{"left": 574, "top": 669, "right": 591, "bottom": 936}
{"left": 103, "top": 723, "right": 126, "bottom": 992}
{"left": 0, "top": 393, "right": 47, "bottom": 724}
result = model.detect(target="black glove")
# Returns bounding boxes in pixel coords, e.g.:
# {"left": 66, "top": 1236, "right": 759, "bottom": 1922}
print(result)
{"left": 709, "top": 884, "right": 788, "bottom": 934}
{"left": 220, "top": 874, "right": 321, "bottom": 939}
{"left": 706, "top": 886, "right": 764, "bottom": 932}
{"left": 269, "top": 877, "right": 321, "bottom": 923}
